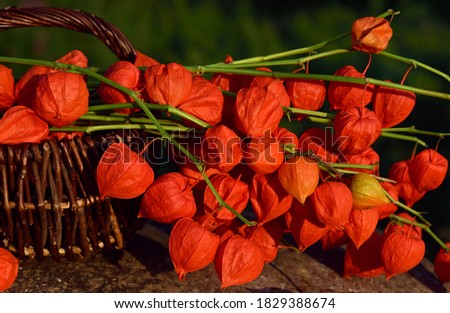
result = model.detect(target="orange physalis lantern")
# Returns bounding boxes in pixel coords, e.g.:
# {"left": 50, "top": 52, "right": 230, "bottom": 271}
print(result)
{"left": 96, "top": 143, "right": 154, "bottom": 199}
{"left": 0, "top": 106, "right": 49, "bottom": 144}
{"left": 434, "top": 243, "right": 450, "bottom": 284}
{"left": 285, "top": 200, "right": 329, "bottom": 251}
{"left": 234, "top": 86, "right": 283, "bottom": 137}
{"left": 32, "top": 72, "right": 89, "bottom": 127}
{"left": 408, "top": 148, "right": 448, "bottom": 192}
{"left": 311, "top": 181, "right": 353, "bottom": 229}
{"left": 373, "top": 84, "right": 416, "bottom": 128}
{"left": 344, "top": 207, "right": 379, "bottom": 249}
{"left": 169, "top": 218, "right": 220, "bottom": 280}
{"left": 343, "top": 232, "right": 385, "bottom": 278}
{"left": 285, "top": 78, "right": 326, "bottom": 111}
{"left": 0, "top": 64, "right": 15, "bottom": 111}
{"left": 380, "top": 226, "right": 425, "bottom": 279}
{"left": 15, "top": 50, "right": 88, "bottom": 107}
{"left": 351, "top": 16, "right": 393, "bottom": 54}
{"left": 327, "top": 65, "right": 374, "bottom": 111}
{"left": 214, "top": 234, "right": 265, "bottom": 288}
{"left": 388, "top": 160, "right": 426, "bottom": 207}
{"left": 277, "top": 156, "right": 319, "bottom": 204}
{"left": 201, "top": 125, "right": 243, "bottom": 172}
{"left": 250, "top": 173, "right": 293, "bottom": 224}
{"left": 144, "top": 62, "right": 192, "bottom": 107}
{"left": 333, "top": 106, "right": 382, "bottom": 156}
{"left": 177, "top": 76, "right": 224, "bottom": 126}
{"left": 0, "top": 248, "right": 19, "bottom": 292}
{"left": 203, "top": 173, "right": 249, "bottom": 224}
{"left": 139, "top": 172, "right": 196, "bottom": 224}
{"left": 243, "top": 135, "right": 285, "bottom": 174}
{"left": 97, "top": 61, "right": 141, "bottom": 110}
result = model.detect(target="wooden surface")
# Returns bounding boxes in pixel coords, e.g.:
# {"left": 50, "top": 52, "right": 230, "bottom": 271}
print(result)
{"left": 6, "top": 222, "right": 448, "bottom": 293}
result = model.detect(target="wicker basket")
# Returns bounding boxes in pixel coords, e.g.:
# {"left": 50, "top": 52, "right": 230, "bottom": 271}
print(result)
{"left": 0, "top": 7, "right": 143, "bottom": 261}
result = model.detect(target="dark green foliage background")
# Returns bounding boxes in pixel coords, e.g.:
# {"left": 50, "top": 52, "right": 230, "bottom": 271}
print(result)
{"left": 0, "top": 0, "right": 449, "bottom": 257}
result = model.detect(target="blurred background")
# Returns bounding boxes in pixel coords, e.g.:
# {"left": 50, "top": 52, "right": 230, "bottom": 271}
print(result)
{"left": 0, "top": 0, "right": 449, "bottom": 257}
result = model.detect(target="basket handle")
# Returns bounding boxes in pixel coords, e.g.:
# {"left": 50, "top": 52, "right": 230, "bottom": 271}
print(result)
{"left": 0, "top": 6, "right": 137, "bottom": 62}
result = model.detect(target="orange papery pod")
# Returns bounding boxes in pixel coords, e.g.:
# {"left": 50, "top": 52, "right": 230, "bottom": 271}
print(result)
{"left": 408, "top": 148, "right": 448, "bottom": 192}
{"left": 243, "top": 134, "right": 285, "bottom": 174}
{"left": 333, "top": 106, "right": 382, "bottom": 156}
{"left": 97, "top": 61, "right": 141, "bottom": 114}
{"left": 210, "top": 55, "right": 247, "bottom": 92}
{"left": 175, "top": 136, "right": 222, "bottom": 186}
{"left": 177, "top": 76, "right": 224, "bottom": 126}
{"left": 327, "top": 65, "right": 374, "bottom": 111}
{"left": 234, "top": 86, "right": 283, "bottom": 137}
{"left": 344, "top": 147, "right": 379, "bottom": 174}
{"left": 277, "top": 156, "right": 319, "bottom": 204}
{"left": 213, "top": 219, "right": 243, "bottom": 244}
{"left": 15, "top": 50, "right": 88, "bottom": 107}
{"left": 201, "top": 125, "right": 243, "bottom": 172}
{"left": 321, "top": 228, "right": 349, "bottom": 251}
{"left": 311, "top": 181, "right": 353, "bottom": 229}
{"left": 380, "top": 226, "right": 426, "bottom": 279}
{"left": 273, "top": 127, "right": 299, "bottom": 151}
{"left": 344, "top": 207, "right": 379, "bottom": 249}
{"left": 0, "top": 106, "right": 49, "bottom": 144}
{"left": 169, "top": 218, "right": 220, "bottom": 280}
{"left": 350, "top": 173, "right": 389, "bottom": 210}
{"left": 139, "top": 172, "right": 196, "bottom": 224}
{"left": 241, "top": 221, "right": 284, "bottom": 262}
{"left": 434, "top": 243, "right": 450, "bottom": 284}
{"left": 32, "top": 72, "right": 89, "bottom": 127}
{"left": 214, "top": 234, "right": 265, "bottom": 288}
{"left": 96, "top": 143, "right": 154, "bottom": 199}
{"left": 376, "top": 182, "right": 398, "bottom": 220}
{"left": 56, "top": 49, "right": 89, "bottom": 67}
{"left": 373, "top": 84, "right": 416, "bottom": 128}
{"left": 388, "top": 160, "right": 426, "bottom": 207}
{"left": 298, "top": 128, "right": 339, "bottom": 162}
{"left": 386, "top": 212, "right": 422, "bottom": 238}
{"left": 351, "top": 16, "right": 393, "bottom": 54}
{"left": 134, "top": 50, "right": 160, "bottom": 67}
{"left": 144, "top": 62, "right": 192, "bottom": 107}
{"left": 285, "top": 78, "right": 326, "bottom": 111}
{"left": 285, "top": 200, "right": 329, "bottom": 251}
{"left": 343, "top": 232, "right": 385, "bottom": 279}
{"left": 47, "top": 131, "right": 84, "bottom": 141}
{"left": 248, "top": 68, "right": 290, "bottom": 108}
{"left": 250, "top": 173, "right": 293, "bottom": 224}
{"left": 0, "top": 247, "right": 19, "bottom": 292}
{"left": 0, "top": 64, "right": 15, "bottom": 111}
{"left": 203, "top": 174, "right": 249, "bottom": 224}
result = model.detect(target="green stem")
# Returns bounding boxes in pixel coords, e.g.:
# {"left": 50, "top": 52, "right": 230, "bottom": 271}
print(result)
{"left": 380, "top": 131, "right": 428, "bottom": 148}
{"left": 327, "top": 162, "right": 377, "bottom": 170}
{"left": 209, "top": 49, "right": 350, "bottom": 69}
{"left": 390, "top": 214, "right": 450, "bottom": 252}
{"left": 186, "top": 66, "right": 450, "bottom": 101}
{"left": 209, "top": 9, "right": 398, "bottom": 66}
{"left": 87, "top": 102, "right": 211, "bottom": 129}
{"left": 384, "top": 190, "right": 430, "bottom": 226}
{"left": 50, "top": 123, "right": 189, "bottom": 133}
{"left": 79, "top": 112, "right": 193, "bottom": 130}
{"left": 379, "top": 51, "right": 450, "bottom": 83}
{"left": 283, "top": 107, "right": 336, "bottom": 119}
{"left": 382, "top": 126, "right": 450, "bottom": 138}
